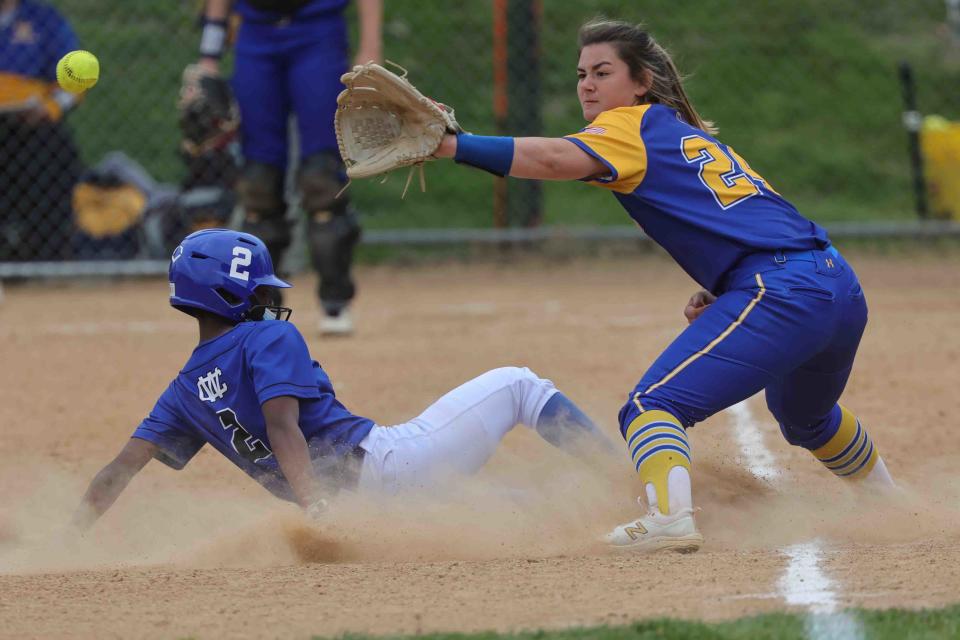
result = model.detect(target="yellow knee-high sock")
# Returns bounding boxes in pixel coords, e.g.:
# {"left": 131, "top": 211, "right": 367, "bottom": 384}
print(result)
{"left": 624, "top": 410, "right": 691, "bottom": 515}
{"left": 811, "top": 405, "right": 879, "bottom": 479}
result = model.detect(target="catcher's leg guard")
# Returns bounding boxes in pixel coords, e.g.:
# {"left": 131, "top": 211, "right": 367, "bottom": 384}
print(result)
{"left": 238, "top": 161, "right": 290, "bottom": 269}
{"left": 299, "top": 152, "right": 359, "bottom": 314}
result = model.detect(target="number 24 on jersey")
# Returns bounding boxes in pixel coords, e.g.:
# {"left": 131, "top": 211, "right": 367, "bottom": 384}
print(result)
{"left": 681, "top": 135, "right": 779, "bottom": 209}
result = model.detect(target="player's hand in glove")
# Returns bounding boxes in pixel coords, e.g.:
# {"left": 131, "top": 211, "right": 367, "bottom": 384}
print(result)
{"left": 335, "top": 62, "right": 462, "bottom": 195}
{"left": 178, "top": 63, "right": 239, "bottom": 156}
{"left": 684, "top": 290, "right": 717, "bottom": 324}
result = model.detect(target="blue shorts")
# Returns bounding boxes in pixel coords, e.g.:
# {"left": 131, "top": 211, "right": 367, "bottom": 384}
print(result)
{"left": 619, "top": 247, "right": 867, "bottom": 450}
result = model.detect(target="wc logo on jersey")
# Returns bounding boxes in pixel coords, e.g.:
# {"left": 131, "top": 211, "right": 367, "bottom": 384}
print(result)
{"left": 198, "top": 367, "right": 228, "bottom": 402}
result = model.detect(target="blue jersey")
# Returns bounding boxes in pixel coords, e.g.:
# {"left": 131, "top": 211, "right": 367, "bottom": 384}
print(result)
{"left": 565, "top": 104, "right": 830, "bottom": 293}
{"left": 132, "top": 320, "right": 373, "bottom": 500}
{"left": 0, "top": 0, "right": 78, "bottom": 109}
{"left": 235, "top": 0, "right": 348, "bottom": 23}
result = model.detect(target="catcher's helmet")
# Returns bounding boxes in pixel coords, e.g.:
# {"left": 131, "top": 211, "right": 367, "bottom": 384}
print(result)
{"left": 169, "top": 228, "right": 290, "bottom": 323}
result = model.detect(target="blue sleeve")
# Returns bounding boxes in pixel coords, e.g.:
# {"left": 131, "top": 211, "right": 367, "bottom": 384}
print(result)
{"left": 132, "top": 382, "right": 205, "bottom": 470}
{"left": 245, "top": 322, "right": 323, "bottom": 405}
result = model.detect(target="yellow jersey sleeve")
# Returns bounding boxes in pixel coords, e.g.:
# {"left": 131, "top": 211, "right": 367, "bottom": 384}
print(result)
{"left": 564, "top": 105, "right": 649, "bottom": 193}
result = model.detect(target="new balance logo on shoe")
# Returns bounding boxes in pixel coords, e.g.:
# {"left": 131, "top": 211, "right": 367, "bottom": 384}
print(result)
{"left": 605, "top": 507, "right": 703, "bottom": 553}
{"left": 624, "top": 521, "right": 648, "bottom": 540}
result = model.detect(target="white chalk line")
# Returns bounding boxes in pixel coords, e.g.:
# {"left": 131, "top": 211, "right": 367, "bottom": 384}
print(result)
{"left": 780, "top": 541, "right": 865, "bottom": 640}
{"left": 723, "top": 590, "right": 893, "bottom": 602}
{"left": 728, "top": 397, "right": 865, "bottom": 640}
{"left": 728, "top": 400, "right": 779, "bottom": 483}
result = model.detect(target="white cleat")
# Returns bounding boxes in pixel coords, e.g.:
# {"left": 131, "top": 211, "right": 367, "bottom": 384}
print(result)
{"left": 319, "top": 309, "right": 354, "bottom": 336}
{"left": 604, "top": 507, "right": 703, "bottom": 553}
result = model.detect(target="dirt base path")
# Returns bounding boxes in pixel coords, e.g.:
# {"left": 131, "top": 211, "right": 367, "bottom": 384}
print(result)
{"left": 1, "top": 252, "right": 958, "bottom": 639}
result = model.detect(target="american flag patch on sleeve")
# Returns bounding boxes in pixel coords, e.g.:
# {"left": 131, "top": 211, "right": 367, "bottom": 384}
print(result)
{"left": 580, "top": 126, "right": 606, "bottom": 135}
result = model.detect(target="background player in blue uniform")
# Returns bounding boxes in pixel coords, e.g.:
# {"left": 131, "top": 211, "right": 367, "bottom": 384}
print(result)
{"left": 433, "top": 19, "right": 896, "bottom": 552}
{"left": 73, "top": 228, "right": 612, "bottom": 529}
{"left": 197, "top": 0, "right": 382, "bottom": 335}
{"left": 0, "top": 0, "right": 82, "bottom": 260}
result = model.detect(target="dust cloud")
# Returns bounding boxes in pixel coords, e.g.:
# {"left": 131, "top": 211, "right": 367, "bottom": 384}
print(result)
{"left": 2, "top": 434, "right": 958, "bottom": 575}
{"left": 0, "top": 440, "right": 631, "bottom": 573}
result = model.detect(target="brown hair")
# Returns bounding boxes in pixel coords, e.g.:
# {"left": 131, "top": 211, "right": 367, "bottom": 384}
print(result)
{"left": 578, "top": 19, "right": 716, "bottom": 134}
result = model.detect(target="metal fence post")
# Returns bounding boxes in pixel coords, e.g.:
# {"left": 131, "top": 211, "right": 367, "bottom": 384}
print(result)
{"left": 493, "top": 0, "right": 542, "bottom": 229}
{"left": 898, "top": 61, "right": 929, "bottom": 219}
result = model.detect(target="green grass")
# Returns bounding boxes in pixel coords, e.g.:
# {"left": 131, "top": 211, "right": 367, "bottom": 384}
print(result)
{"left": 310, "top": 605, "right": 960, "bottom": 640}
{"left": 59, "top": 0, "right": 960, "bottom": 228}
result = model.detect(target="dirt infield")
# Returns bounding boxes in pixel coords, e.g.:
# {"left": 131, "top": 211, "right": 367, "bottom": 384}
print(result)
{"left": 1, "top": 251, "right": 958, "bottom": 639}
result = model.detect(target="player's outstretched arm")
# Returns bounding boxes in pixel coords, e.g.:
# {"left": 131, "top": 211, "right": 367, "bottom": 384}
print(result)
{"left": 72, "top": 437, "right": 157, "bottom": 530}
{"left": 262, "top": 396, "right": 328, "bottom": 513}
{"left": 434, "top": 134, "right": 607, "bottom": 181}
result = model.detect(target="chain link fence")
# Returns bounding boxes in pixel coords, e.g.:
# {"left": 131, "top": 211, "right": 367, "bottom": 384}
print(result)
{"left": 1, "top": 0, "right": 959, "bottom": 268}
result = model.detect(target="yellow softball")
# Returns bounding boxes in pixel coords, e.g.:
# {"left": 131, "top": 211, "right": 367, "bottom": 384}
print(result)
{"left": 56, "top": 50, "right": 100, "bottom": 93}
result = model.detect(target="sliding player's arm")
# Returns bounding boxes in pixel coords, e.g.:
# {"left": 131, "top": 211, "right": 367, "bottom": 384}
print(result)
{"left": 262, "top": 396, "right": 329, "bottom": 515}
{"left": 72, "top": 437, "right": 157, "bottom": 530}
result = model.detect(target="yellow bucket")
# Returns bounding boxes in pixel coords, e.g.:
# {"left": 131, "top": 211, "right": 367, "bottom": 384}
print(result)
{"left": 922, "top": 115, "right": 960, "bottom": 220}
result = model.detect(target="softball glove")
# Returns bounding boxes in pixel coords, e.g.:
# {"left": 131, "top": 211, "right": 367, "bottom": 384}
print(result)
{"left": 335, "top": 62, "right": 462, "bottom": 190}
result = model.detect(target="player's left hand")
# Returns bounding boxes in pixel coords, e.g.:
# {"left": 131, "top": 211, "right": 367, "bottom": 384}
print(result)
{"left": 305, "top": 497, "right": 330, "bottom": 524}
{"left": 684, "top": 290, "right": 717, "bottom": 324}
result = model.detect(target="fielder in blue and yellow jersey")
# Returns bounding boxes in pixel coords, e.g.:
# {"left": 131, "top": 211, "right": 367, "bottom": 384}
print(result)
{"left": 434, "top": 18, "right": 895, "bottom": 553}
{"left": 73, "top": 229, "right": 614, "bottom": 531}
{"left": 565, "top": 103, "right": 830, "bottom": 294}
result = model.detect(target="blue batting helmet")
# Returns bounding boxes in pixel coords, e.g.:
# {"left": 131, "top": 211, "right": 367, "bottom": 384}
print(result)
{"left": 169, "top": 228, "right": 290, "bottom": 322}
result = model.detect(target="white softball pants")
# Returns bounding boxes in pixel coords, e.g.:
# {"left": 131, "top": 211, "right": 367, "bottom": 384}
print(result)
{"left": 357, "top": 367, "right": 558, "bottom": 494}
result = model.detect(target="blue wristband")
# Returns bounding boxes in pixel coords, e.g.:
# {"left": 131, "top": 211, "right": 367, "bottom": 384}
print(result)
{"left": 454, "top": 134, "right": 515, "bottom": 177}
